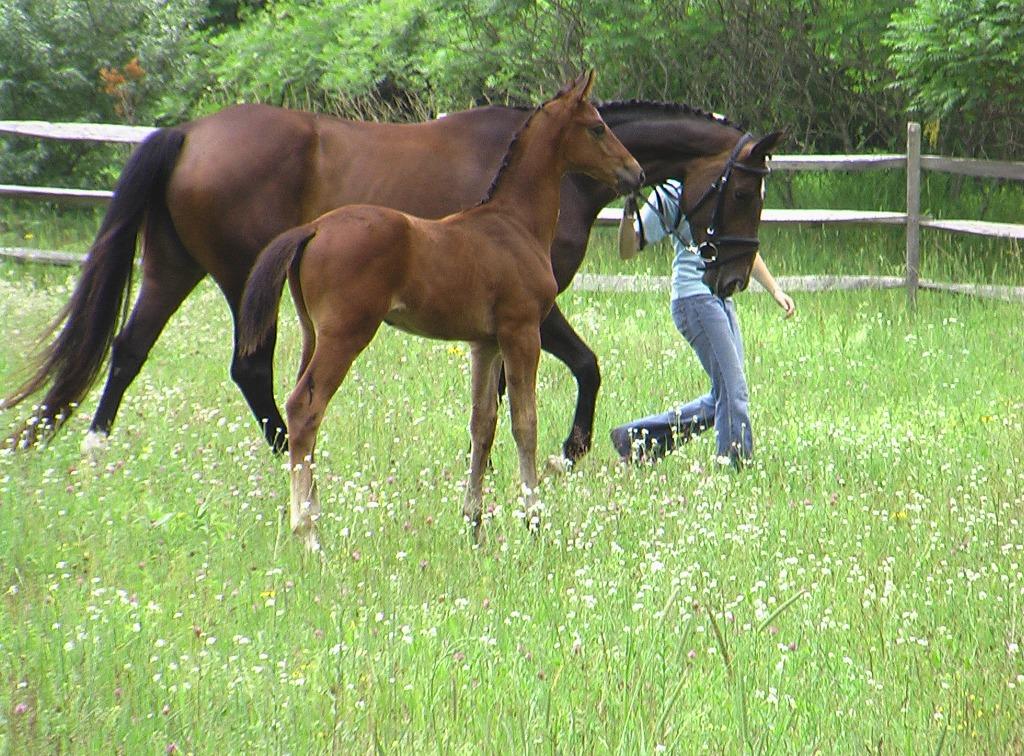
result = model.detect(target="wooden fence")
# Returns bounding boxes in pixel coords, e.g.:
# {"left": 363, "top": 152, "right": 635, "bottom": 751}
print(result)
{"left": 2, "top": 120, "right": 1023, "bottom": 302}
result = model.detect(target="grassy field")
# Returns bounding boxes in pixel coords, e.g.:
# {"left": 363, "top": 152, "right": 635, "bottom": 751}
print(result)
{"left": 1, "top": 238, "right": 1022, "bottom": 753}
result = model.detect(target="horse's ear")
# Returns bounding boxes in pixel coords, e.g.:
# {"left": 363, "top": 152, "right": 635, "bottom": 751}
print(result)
{"left": 749, "top": 131, "right": 786, "bottom": 162}
{"left": 578, "top": 69, "right": 596, "bottom": 100}
{"left": 561, "top": 69, "right": 595, "bottom": 102}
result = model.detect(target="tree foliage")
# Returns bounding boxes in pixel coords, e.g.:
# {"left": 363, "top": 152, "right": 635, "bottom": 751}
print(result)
{"left": 0, "top": 0, "right": 210, "bottom": 184}
{"left": 886, "top": 0, "right": 1024, "bottom": 157}
{"left": 2, "top": 0, "right": 1022, "bottom": 189}
{"left": 161, "top": 0, "right": 909, "bottom": 154}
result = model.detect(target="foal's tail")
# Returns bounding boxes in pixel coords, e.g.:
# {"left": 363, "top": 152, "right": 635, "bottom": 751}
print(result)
{"left": 3, "top": 128, "right": 186, "bottom": 448}
{"left": 238, "top": 226, "right": 317, "bottom": 357}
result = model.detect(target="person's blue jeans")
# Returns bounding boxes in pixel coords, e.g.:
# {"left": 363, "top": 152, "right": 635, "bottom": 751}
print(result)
{"left": 611, "top": 294, "right": 752, "bottom": 465}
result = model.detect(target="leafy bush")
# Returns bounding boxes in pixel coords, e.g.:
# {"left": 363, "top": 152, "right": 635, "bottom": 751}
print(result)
{"left": 886, "top": 0, "right": 1024, "bottom": 158}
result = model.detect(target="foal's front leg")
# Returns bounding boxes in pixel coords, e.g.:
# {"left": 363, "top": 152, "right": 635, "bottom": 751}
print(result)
{"left": 498, "top": 327, "right": 543, "bottom": 530}
{"left": 464, "top": 342, "right": 501, "bottom": 544}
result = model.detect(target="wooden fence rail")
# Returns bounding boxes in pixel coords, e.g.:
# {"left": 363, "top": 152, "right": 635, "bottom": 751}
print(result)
{"left": 2, "top": 119, "right": 1023, "bottom": 303}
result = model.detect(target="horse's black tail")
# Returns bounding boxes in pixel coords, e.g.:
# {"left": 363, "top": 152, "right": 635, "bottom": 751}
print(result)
{"left": 238, "top": 226, "right": 317, "bottom": 358}
{"left": 3, "top": 127, "right": 187, "bottom": 449}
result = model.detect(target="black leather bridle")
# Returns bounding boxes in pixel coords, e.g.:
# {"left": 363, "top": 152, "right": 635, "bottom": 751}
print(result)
{"left": 635, "top": 132, "right": 769, "bottom": 270}
{"left": 688, "top": 132, "right": 770, "bottom": 269}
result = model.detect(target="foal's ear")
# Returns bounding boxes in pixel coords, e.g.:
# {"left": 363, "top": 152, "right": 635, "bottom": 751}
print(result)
{"left": 578, "top": 69, "right": 596, "bottom": 100}
{"left": 564, "top": 69, "right": 595, "bottom": 102}
{"left": 749, "top": 131, "right": 786, "bottom": 162}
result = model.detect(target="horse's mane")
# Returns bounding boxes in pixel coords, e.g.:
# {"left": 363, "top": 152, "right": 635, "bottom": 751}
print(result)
{"left": 596, "top": 99, "right": 746, "bottom": 133}
{"left": 477, "top": 103, "right": 544, "bottom": 206}
{"left": 478, "top": 98, "right": 744, "bottom": 205}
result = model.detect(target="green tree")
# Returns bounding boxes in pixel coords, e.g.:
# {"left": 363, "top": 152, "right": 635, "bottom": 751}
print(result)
{"left": 0, "top": 0, "right": 209, "bottom": 184}
{"left": 886, "top": 0, "right": 1024, "bottom": 158}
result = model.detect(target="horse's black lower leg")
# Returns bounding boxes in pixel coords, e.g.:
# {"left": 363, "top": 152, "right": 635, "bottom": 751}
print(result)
{"left": 230, "top": 325, "right": 287, "bottom": 453}
{"left": 539, "top": 303, "right": 600, "bottom": 462}
{"left": 91, "top": 270, "right": 202, "bottom": 438}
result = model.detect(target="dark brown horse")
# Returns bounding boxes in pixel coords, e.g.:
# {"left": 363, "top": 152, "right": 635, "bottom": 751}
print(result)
{"left": 3, "top": 88, "right": 782, "bottom": 460}
{"left": 237, "top": 72, "right": 642, "bottom": 548}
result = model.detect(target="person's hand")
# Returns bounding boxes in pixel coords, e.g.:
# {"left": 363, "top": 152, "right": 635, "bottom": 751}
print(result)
{"left": 618, "top": 201, "right": 639, "bottom": 260}
{"left": 772, "top": 288, "right": 795, "bottom": 318}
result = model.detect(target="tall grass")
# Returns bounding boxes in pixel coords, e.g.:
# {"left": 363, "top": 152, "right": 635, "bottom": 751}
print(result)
{"left": 1, "top": 260, "right": 1022, "bottom": 752}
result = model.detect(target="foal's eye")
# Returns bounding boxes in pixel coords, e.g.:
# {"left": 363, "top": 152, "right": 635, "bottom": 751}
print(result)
{"left": 589, "top": 124, "right": 606, "bottom": 137}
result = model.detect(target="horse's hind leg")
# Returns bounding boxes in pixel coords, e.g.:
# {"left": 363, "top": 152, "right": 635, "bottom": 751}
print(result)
{"left": 231, "top": 274, "right": 316, "bottom": 454}
{"left": 229, "top": 321, "right": 287, "bottom": 453}
{"left": 463, "top": 342, "right": 501, "bottom": 543}
{"left": 87, "top": 225, "right": 204, "bottom": 453}
{"left": 285, "top": 319, "right": 381, "bottom": 551}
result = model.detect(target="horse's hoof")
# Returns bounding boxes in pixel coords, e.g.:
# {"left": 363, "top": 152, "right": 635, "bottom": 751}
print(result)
{"left": 545, "top": 454, "right": 573, "bottom": 476}
{"left": 301, "top": 530, "right": 321, "bottom": 553}
{"left": 81, "top": 430, "right": 109, "bottom": 462}
{"left": 561, "top": 432, "right": 591, "bottom": 463}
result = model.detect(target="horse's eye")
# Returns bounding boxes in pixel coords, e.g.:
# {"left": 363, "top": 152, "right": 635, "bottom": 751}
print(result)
{"left": 734, "top": 190, "right": 752, "bottom": 201}
{"left": 589, "top": 124, "right": 606, "bottom": 137}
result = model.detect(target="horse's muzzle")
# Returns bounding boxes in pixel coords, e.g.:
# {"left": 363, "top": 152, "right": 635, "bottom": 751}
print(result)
{"left": 616, "top": 165, "right": 644, "bottom": 195}
{"left": 717, "top": 273, "right": 749, "bottom": 299}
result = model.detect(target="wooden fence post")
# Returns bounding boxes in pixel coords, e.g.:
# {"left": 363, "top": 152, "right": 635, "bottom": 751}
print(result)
{"left": 905, "top": 122, "right": 922, "bottom": 306}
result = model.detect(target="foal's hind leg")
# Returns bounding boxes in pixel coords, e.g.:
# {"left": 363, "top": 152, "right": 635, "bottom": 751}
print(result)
{"left": 464, "top": 342, "right": 501, "bottom": 543}
{"left": 87, "top": 230, "right": 204, "bottom": 455}
{"left": 285, "top": 320, "right": 381, "bottom": 551}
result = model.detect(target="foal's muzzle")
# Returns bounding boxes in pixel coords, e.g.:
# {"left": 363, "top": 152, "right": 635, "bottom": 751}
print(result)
{"left": 616, "top": 165, "right": 644, "bottom": 195}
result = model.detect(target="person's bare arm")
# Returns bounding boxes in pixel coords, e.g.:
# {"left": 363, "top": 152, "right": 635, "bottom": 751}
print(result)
{"left": 751, "top": 253, "right": 795, "bottom": 317}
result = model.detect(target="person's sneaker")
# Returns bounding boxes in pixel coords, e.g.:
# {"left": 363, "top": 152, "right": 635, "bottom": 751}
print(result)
{"left": 611, "top": 426, "right": 663, "bottom": 464}
{"left": 610, "top": 425, "right": 633, "bottom": 459}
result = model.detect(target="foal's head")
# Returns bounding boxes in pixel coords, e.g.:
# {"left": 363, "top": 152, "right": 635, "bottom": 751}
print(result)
{"left": 546, "top": 70, "right": 644, "bottom": 196}
{"left": 683, "top": 130, "right": 785, "bottom": 298}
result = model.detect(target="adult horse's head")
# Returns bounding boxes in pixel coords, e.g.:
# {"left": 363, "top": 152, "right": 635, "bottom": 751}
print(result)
{"left": 683, "top": 130, "right": 785, "bottom": 298}
{"left": 547, "top": 71, "right": 644, "bottom": 196}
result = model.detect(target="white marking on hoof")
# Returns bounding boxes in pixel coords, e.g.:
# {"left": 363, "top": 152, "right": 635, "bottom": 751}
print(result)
{"left": 544, "top": 455, "right": 573, "bottom": 476}
{"left": 81, "top": 430, "right": 109, "bottom": 462}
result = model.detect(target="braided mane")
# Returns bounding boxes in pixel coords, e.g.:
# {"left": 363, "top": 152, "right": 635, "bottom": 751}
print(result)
{"left": 478, "top": 98, "right": 744, "bottom": 205}
{"left": 597, "top": 99, "right": 745, "bottom": 133}
{"left": 477, "top": 103, "right": 544, "bottom": 205}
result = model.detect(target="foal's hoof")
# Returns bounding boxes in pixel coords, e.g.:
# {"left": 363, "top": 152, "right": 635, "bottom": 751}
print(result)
{"left": 524, "top": 507, "right": 543, "bottom": 535}
{"left": 293, "top": 526, "right": 321, "bottom": 554}
{"left": 463, "top": 513, "right": 486, "bottom": 546}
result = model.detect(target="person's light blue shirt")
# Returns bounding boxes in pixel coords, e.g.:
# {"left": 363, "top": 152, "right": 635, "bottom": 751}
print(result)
{"left": 634, "top": 179, "right": 707, "bottom": 300}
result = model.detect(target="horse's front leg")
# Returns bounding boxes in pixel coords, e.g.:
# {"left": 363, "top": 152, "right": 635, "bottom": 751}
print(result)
{"left": 464, "top": 342, "right": 501, "bottom": 544}
{"left": 498, "top": 327, "right": 543, "bottom": 531}
{"left": 538, "top": 303, "right": 599, "bottom": 464}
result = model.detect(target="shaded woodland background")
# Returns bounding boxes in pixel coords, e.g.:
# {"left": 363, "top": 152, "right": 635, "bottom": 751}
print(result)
{"left": 1, "top": 0, "right": 1021, "bottom": 188}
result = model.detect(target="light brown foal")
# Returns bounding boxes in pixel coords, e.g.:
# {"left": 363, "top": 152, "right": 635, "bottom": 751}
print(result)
{"left": 238, "top": 71, "right": 643, "bottom": 550}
